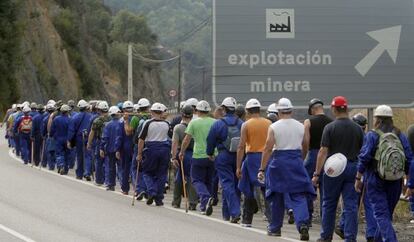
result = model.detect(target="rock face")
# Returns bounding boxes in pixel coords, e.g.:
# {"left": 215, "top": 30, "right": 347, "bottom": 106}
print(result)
{"left": 17, "top": 0, "right": 80, "bottom": 102}
{"left": 16, "top": 0, "right": 164, "bottom": 104}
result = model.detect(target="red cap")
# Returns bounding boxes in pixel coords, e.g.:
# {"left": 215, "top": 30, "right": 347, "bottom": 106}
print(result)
{"left": 331, "top": 96, "right": 348, "bottom": 108}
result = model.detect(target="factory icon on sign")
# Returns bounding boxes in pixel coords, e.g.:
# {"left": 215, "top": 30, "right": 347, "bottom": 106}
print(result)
{"left": 266, "top": 9, "right": 295, "bottom": 39}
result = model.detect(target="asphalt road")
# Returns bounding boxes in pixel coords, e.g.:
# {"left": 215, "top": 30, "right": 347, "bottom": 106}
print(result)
{"left": 0, "top": 128, "right": 349, "bottom": 242}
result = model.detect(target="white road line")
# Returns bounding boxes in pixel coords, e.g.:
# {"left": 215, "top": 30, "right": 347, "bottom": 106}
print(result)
{"left": 0, "top": 224, "right": 37, "bottom": 242}
{"left": 8, "top": 150, "right": 300, "bottom": 242}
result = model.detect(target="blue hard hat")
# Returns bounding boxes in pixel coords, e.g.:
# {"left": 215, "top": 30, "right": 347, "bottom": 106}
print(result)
{"left": 117, "top": 102, "right": 123, "bottom": 109}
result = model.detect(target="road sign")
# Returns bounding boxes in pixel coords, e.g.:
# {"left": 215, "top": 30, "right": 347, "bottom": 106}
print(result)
{"left": 169, "top": 89, "right": 177, "bottom": 97}
{"left": 212, "top": 0, "right": 414, "bottom": 108}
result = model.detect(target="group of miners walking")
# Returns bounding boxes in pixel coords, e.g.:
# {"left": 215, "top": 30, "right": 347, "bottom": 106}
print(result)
{"left": 2, "top": 96, "right": 414, "bottom": 242}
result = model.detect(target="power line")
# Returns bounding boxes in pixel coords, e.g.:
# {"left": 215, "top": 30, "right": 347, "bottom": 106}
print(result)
{"left": 131, "top": 47, "right": 180, "bottom": 63}
{"left": 173, "top": 16, "right": 211, "bottom": 46}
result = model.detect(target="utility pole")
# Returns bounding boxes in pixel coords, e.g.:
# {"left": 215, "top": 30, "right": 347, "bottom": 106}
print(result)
{"left": 202, "top": 67, "right": 206, "bottom": 100}
{"left": 367, "top": 108, "right": 374, "bottom": 130}
{"left": 177, "top": 49, "right": 182, "bottom": 112}
{"left": 128, "top": 43, "right": 133, "bottom": 102}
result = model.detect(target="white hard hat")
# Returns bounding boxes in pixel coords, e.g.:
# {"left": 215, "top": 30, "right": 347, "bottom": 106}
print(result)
{"left": 123, "top": 101, "right": 134, "bottom": 109}
{"left": 46, "top": 103, "right": 55, "bottom": 111}
{"left": 12, "top": 104, "right": 17, "bottom": 109}
{"left": 47, "top": 100, "right": 56, "bottom": 106}
{"left": 277, "top": 98, "right": 293, "bottom": 111}
{"left": 77, "top": 99, "right": 89, "bottom": 108}
{"left": 133, "top": 104, "right": 139, "bottom": 112}
{"left": 246, "top": 99, "right": 261, "bottom": 109}
{"left": 23, "top": 101, "right": 30, "bottom": 107}
{"left": 324, "top": 153, "right": 347, "bottom": 178}
{"left": 185, "top": 98, "right": 199, "bottom": 107}
{"left": 17, "top": 104, "right": 23, "bottom": 109}
{"left": 179, "top": 101, "right": 186, "bottom": 109}
{"left": 137, "top": 98, "right": 151, "bottom": 108}
{"left": 267, "top": 103, "right": 278, "bottom": 113}
{"left": 374, "top": 105, "right": 393, "bottom": 117}
{"left": 60, "top": 104, "right": 71, "bottom": 112}
{"left": 196, "top": 100, "right": 211, "bottom": 112}
{"left": 22, "top": 105, "right": 31, "bottom": 113}
{"left": 30, "top": 102, "right": 37, "bottom": 109}
{"left": 161, "top": 104, "right": 168, "bottom": 112}
{"left": 97, "top": 101, "right": 109, "bottom": 111}
{"left": 108, "top": 106, "right": 120, "bottom": 116}
{"left": 221, "top": 97, "right": 237, "bottom": 108}
{"left": 151, "top": 102, "right": 165, "bottom": 112}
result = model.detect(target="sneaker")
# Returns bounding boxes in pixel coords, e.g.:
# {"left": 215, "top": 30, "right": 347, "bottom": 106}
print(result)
{"left": 212, "top": 197, "right": 219, "bottom": 206}
{"left": 59, "top": 169, "right": 66, "bottom": 175}
{"left": 121, "top": 191, "right": 128, "bottom": 195}
{"left": 76, "top": 176, "right": 83, "bottom": 180}
{"left": 241, "top": 223, "right": 252, "bottom": 228}
{"left": 106, "top": 186, "right": 115, "bottom": 191}
{"left": 136, "top": 192, "right": 146, "bottom": 201}
{"left": 287, "top": 209, "right": 295, "bottom": 224}
{"left": 334, "top": 226, "right": 345, "bottom": 239}
{"left": 95, "top": 183, "right": 103, "bottom": 186}
{"left": 299, "top": 225, "right": 309, "bottom": 241}
{"left": 146, "top": 196, "right": 154, "bottom": 205}
{"left": 230, "top": 216, "right": 240, "bottom": 224}
{"left": 267, "top": 230, "right": 281, "bottom": 237}
{"left": 155, "top": 201, "right": 164, "bottom": 207}
{"left": 84, "top": 175, "right": 91, "bottom": 181}
{"left": 200, "top": 211, "right": 207, "bottom": 215}
{"left": 206, "top": 197, "right": 214, "bottom": 216}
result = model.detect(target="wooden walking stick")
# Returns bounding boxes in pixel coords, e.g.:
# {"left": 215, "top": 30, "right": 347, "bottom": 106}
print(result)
{"left": 179, "top": 157, "right": 189, "bottom": 213}
{"left": 39, "top": 139, "right": 45, "bottom": 170}
{"left": 31, "top": 140, "right": 35, "bottom": 167}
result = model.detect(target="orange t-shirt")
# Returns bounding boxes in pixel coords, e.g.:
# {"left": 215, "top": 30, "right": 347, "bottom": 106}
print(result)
{"left": 245, "top": 117, "right": 271, "bottom": 153}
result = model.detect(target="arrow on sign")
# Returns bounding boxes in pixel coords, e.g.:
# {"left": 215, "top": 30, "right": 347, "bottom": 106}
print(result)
{"left": 355, "top": 25, "right": 402, "bottom": 77}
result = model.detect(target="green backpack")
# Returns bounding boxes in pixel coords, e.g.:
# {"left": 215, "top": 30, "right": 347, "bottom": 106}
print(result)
{"left": 374, "top": 129, "right": 406, "bottom": 181}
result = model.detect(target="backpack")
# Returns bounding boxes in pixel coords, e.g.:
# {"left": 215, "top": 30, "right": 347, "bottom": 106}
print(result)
{"left": 19, "top": 116, "right": 33, "bottom": 134}
{"left": 374, "top": 129, "right": 406, "bottom": 181}
{"left": 221, "top": 118, "right": 241, "bottom": 152}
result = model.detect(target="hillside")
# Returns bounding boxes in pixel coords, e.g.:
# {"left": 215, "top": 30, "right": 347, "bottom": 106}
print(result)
{"left": 0, "top": 0, "right": 165, "bottom": 112}
{"left": 103, "top": 0, "right": 212, "bottom": 101}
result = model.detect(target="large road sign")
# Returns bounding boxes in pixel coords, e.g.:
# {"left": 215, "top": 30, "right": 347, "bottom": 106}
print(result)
{"left": 212, "top": 0, "right": 414, "bottom": 108}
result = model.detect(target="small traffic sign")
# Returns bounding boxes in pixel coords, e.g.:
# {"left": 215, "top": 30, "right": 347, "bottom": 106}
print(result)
{"left": 169, "top": 89, "right": 177, "bottom": 97}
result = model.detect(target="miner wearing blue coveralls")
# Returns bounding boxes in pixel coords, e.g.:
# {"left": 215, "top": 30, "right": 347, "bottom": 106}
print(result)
{"left": 207, "top": 97, "right": 243, "bottom": 223}
{"left": 50, "top": 104, "right": 71, "bottom": 175}
{"left": 67, "top": 100, "right": 93, "bottom": 180}
{"left": 258, "top": 98, "right": 314, "bottom": 241}
{"left": 355, "top": 105, "right": 414, "bottom": 242}
{"left": 312, "top": 96, "right": 364, "bottom": 242}
{"left": 136, "top": 103, "right": 171, "bottom": 206}
{"left": 180, "top": 100, "right": 216, "bottom": 216}
{"left": 100, "top": 106, "right": 122, "bottom": 191}
{"left": 236, "top": 98, "right": 271, "bottom": 227}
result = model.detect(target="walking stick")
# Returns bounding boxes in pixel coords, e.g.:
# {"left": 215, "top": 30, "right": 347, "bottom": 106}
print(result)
{"left": 132, "top": 159, "right": 140, "bottom": 206}
{"left": 31, "top": 140, "right": 34, "bottom": 167}
{"left": 179, "top": 157, "right": 189, "bottom": 213}
{"left": 39, "top": 139, "right": 45, "bottom": 170}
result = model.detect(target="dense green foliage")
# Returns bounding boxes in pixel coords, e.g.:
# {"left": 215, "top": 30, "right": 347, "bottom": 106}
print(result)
{"left": 53, "top": 0, "right": 159, "bottom": 98}
{"left": 0, "top": 0, "right": 23, "bottom": 114}
{"left": 103, "top": 0, "right": 212, "bottom": 99}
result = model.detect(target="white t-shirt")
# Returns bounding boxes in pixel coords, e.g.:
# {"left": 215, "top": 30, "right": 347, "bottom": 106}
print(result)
{"left": 271, "top": 118, "right": 304, "bottom": 150}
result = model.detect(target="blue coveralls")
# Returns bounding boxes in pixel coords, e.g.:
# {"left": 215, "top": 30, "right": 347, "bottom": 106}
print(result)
{"left": 50, "top": 114, "right": 70, "bottom": 172}
{"left": 40, "top": 113, "right": 51, "bottom": 167}
{"left": 101, "top": 117, "right": 122, "bottom": 187}
{"left": 119, "top": 117, "right": 134, "bottom": 193}
{"left": 267, "top": 150, "right": 316, "bottom": 232}
{"left": 132, "top": 117, "right": 150, "bottom": 195}
{"left": 304, "top": 149, "right": 323, "bottom": 220}
{"left": 31, "top": 112, "right": 45, "bottom": 166}
{"left": 29, "top": 111, "right": 39, "bottom": 118}
{"left": 12, "top": 112, "right": 23, "bottom": 157}
{"left": 85, "top": 113, "right": 99, "bottom": 177}
{"left": 207, "top": 114, "right": 242, "bottom": 219}
{"left": 67, "top": 111, "right": 92, "bottom": 179}
{"left": 14, "top": 114, "right": 32, "bottom": 164}
{"left": 358, "top": 131, "right": 413, "bottom": 242}
{"left": 67, "top": 111, "right": 78, "bottom": 169}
